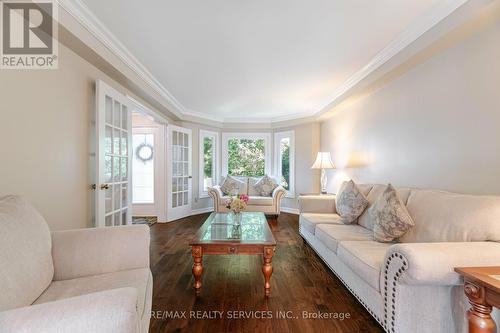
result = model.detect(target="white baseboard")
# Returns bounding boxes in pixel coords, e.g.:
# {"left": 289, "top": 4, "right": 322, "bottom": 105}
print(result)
{"left": 280, "top": 207, "right": 299, "bottom": 215}
{"left": 190, "top": 207, "right": 214, "bottom": 216}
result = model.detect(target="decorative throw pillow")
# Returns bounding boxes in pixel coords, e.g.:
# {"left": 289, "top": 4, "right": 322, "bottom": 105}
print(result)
{"left": 220, "top": 176, "right": 246, "bottom": 196}
{"left": 370, "top": 184, "right": 415, "bottom": 243}
{"left": 254, "top": 175, "right": 278, "bottom": 197}
{"left": 336, "top": 180, "right": 369, "bottom": 224}
{"left": 247, "top": 177, "right": 262, "bottom": 196}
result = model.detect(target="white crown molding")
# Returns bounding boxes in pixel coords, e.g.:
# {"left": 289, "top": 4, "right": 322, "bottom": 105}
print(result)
{"left": 57, "top": 0, "right": 471, "bottom": 125}
{"left": 183, "top": 109, "right": 225, "bottom": 123}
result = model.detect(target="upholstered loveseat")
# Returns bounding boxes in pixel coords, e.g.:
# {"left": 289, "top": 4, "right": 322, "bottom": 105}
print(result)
{"left": 299, "top": 183, "right": 500, "bottom": 333}
{"left": 208, "top": 176, "right": 286, "bottom": 215}
{"left": 0, "top": 195, "right": 152, "bottom": 333}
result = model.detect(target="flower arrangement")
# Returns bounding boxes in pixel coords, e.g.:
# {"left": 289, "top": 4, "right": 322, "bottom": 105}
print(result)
{"left": 225, "top": 194, "right": 249, "bottom": 214}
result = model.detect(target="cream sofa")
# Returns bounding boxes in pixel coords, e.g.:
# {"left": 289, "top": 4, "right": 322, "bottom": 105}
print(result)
{"left": 0, "top": 195, "right": 152, "bottom": 333}
{"left": 299, "top": 184, "right": 500, "bottom": 333}
{"left": 208, "top": 176, "right": 286, "bottom": 215}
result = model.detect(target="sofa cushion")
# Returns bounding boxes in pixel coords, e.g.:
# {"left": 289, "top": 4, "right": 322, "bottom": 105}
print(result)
{"left": 401, "top": 189, "right": 500, "bottom": 243}
{"left": 248, "top": 177, "right": 262, "bottom": 196}
{"left": 358, "top": 184, "right": 412, "bottom": 230}
{"left": 299, "top": 213, "right": 342, "bottom": 235}
{"left": 220, "top": 196, "right": 273, "bottom": 207}
{"left": 34, "top": 268, "right": 152, "bottom": 320}
{"left": 336, "top": 180, "right": 369, "bottom": 224}
{"left": 220, "top": 176, "right": 248, "bottom": 195}
{"left": 337, "top": 241, "right": 391, "bottom": 291}
{"left": 371, "top": 184, "right": 415, "bottom": 243}
{"left": 248, "top": 196, "right": 273, "bottom": 206}
{"left": 0, "top": 195, "right": 54, "bottom": 311}
{"left": 315, "top": 224, "right": 373, "bottom": 254}
{"left": 254, "top": 175, "right": 278, "bottom": 197}
{"left": 357, "top": 184, "right": 374, "bottom": 197}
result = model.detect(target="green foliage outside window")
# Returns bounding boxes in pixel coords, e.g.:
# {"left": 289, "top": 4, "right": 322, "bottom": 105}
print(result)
{"left": 203, "top": 137, "right": 213, "bottom": 178}
{"left": 227, "top": 139, "right": 265, "bottom": 176}
{"left": 281, "top": 139, "right": 290, "bottom": 190}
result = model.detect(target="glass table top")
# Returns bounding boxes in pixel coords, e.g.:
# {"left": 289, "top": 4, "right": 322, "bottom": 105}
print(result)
{"left": 190, "top": 212, "right": 276, "bottom": 245}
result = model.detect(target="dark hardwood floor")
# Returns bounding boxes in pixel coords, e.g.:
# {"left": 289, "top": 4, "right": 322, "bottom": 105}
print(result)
{"left": 149, "top": 213, "right": 383, "bottom": 333}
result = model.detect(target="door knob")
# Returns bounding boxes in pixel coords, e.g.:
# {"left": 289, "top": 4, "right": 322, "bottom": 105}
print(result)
{"left": 100, "top": 184, "right": 110, "bottom": 190}
{"left": 188, "top": 176, "right": 192, "bottom": 179}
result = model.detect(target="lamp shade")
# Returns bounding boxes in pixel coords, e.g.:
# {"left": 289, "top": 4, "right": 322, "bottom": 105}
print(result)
{"left": 311, "top": 152, "right": 335, "bottom": 169}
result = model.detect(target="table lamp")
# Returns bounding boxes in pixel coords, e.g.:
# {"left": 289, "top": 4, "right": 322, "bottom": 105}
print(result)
{"left": 311, "top": 152, "right": 335, "bottom": 194}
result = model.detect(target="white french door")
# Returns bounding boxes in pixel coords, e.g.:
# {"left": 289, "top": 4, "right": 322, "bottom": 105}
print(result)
{"left": 167, "top": 125, "right": 192, "bottom": 221}
{"left": 95, "top": 80, "right": 132, "bottom": 227}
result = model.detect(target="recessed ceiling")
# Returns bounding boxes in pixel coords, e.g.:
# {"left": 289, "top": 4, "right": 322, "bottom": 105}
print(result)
{"left": 81, "top": 0, "right": 443, "bottom": 122}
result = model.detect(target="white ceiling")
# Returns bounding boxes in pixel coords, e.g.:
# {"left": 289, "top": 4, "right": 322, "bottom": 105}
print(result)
{"left": 81, "top": 0, "right": 443, "bottom": 122}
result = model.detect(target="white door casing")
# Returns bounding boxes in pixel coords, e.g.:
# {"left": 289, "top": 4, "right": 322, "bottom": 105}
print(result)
{"left": 167, "top": 125, "right": 192, "bottom": 221}
{"left": 95, "top": 80, "right": 132, "bottom": 227}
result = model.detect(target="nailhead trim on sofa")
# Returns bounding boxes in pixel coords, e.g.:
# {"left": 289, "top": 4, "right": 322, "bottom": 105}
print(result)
{"left": 382, "top": 252, "right": 409, "bottom": 333}
{"left": 299, "top": 226, "right": 386, "bottom": 329}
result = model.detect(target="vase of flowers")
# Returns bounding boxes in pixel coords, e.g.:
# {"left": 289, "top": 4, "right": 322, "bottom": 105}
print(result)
{"left": 225, "top": 194, "right": 249, "bottom": 225}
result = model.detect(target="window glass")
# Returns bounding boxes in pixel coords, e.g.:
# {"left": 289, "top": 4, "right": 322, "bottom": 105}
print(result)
{"left": 280, "top": 138, "right": 290, "bottom": 190}
{"left": 203, "top": 136, "right": 214, "bottom": 192}
{"left": 227, "top": 138, "right": 265, "bottom": 176}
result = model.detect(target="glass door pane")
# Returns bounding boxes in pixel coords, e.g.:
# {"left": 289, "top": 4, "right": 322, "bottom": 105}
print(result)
{"left": 97, "top": 80, "right": 132, "bottom": 227}
{"left": 171, "top": 130, "right": 189, "bottom": 209}
{"left": 104, "top": 97, "right": 130, "bottom": 226}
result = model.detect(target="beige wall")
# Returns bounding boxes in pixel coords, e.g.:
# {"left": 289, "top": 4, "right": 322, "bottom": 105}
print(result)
{"left": 320, "top": 8, "right": 500, "bottom": 195}
{"left": 0, "top": 43, "right": 161, "bottom": 230}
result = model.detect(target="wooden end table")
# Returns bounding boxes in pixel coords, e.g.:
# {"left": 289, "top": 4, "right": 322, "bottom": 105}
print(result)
{"left": 455, "top": 266, "right": 500, "bottom": 333}
{"left": 189, "top": 212, "right": 276, "bottom": 297}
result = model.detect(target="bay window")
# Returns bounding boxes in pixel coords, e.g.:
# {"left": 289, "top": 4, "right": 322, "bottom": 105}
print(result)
{"left": 199, "top": 130, "right": 219, "bottom": 198}
{"left": 222, "top": 133, "right": 271, "bottom": 177}
{"left": 274, "top": 130, "right": 295, "bottom": 197}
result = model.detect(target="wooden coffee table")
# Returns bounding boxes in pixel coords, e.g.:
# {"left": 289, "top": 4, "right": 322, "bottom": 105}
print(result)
{"left": 189, "top": 212, "right": 276, "bottom": 297}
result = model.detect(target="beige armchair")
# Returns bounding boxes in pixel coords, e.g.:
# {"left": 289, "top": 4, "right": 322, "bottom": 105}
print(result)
{"left": 208, "top": 176, "right": 286, "bottom": 216}
{"left": 0, "top": 195, "right": 152, "bottom": 333}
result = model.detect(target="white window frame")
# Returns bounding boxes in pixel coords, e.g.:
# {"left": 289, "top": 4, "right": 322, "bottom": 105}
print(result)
{"left": 199, "top": 129, "right": 219, "bottom": 198}
{"left": 274, "top": 130, "right": 295, "bottom": 198}
{"left": 221, "top": 132, "right": 272, "bottom": 177}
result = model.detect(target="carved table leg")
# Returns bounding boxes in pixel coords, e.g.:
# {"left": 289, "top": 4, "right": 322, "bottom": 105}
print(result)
{"left": 464, "top": 281, "right": 497, "bottom": 333}
{"left": 262, "top": 246, "right": 275, "bottom": 297}
{"left": 191, "top": 246, "right": 203, "bottom": 295}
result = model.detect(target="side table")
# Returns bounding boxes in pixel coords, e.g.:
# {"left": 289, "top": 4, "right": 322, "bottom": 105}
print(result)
{"left": 454, "top": 266, "right": 500, "bottom": 333}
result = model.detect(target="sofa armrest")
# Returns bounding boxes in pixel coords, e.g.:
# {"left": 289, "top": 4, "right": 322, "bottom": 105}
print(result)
{"left": 0, "top": 288, "right": 139, "bottom": 333}
{"left": 298, "top": 195, "right": 336, "bottom": 214}
{"left": 384, "top": 242, "right": 500, "bottom": 287}
{"left": 51, "top": 225, "right": 150, "bottom": 281}
{"left": 272, "top": 185, "right": 286, "bottom": 199}
{"left": 208, "top": 186, "right": 224, "bottom": 199}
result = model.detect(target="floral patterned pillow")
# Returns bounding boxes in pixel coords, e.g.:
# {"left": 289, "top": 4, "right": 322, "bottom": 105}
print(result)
{"left": 254, "top": 175, "right": 278, "bottom": 197}
{"left": 370, "top": 184, "right": 415, "bottom": 242}
{"left": 220, "top": 176, "right": 246, "bottom": 195}
{"left": 336, "top": 180, "right": 369, "bottom": 224}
